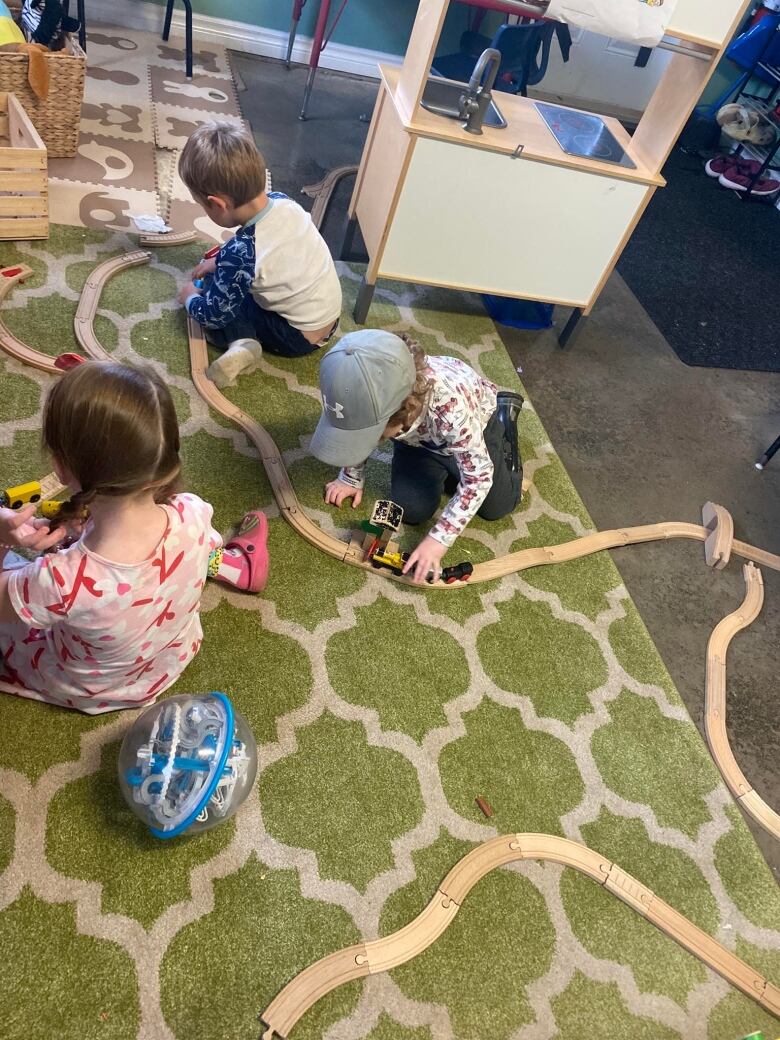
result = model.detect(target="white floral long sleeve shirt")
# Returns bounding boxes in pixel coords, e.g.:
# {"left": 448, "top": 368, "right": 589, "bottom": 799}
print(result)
{"left": 339, "top": 355, "right": 498, "bottom": 548}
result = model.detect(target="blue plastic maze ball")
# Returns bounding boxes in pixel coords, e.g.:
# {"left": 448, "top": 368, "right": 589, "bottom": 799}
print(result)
{"left": 118, "top": 692, "right": 257, "bottom": 839}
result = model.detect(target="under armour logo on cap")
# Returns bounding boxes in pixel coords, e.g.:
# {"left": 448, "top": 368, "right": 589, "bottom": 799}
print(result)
{"left": 322, "top": 395, "right": 345, "bottom": 420}
{"left": 309, "top": 330, "right": 418, "bottom": 467}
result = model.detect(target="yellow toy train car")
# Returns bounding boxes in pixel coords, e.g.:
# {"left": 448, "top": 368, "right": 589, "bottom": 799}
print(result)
{"left": 370, "top": 547, "right": 406, "bottom": 576}
{"left": 0, "top": 480, "right": 42, "bottom": 510}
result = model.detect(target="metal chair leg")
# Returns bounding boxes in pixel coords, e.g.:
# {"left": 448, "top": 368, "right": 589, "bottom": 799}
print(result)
{"left": 183, "top": 0, "right": 193, "bottom": 78}
{"left": 162, "top": 0, "right": 174, "bottom": 41}
{"left": 77, "top": 0, "right": 86, "bottom": 50}
{"left": 755, "top": 434, "right": 780, "bottom": 470}
{"left": 300, "top": 66, "right": 317, "bottom": 120}
{"left": 162, "top": 0, "right": 192, "bottom": 78}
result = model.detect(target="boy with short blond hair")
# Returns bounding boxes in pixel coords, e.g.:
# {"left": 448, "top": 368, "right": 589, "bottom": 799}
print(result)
{"left": 177, "top": 122, "right": 342, "bottom": 388}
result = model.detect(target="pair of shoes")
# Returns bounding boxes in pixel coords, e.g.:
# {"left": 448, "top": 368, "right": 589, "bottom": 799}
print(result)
{"left": 206, "top": 338, "right": 263, "bottom": 389}
{"left": 496, "top": 390, "right": 524, "bottom": 475}
{"left": 211, "top": 511, "right": 270, "bottom": 593}
{"left": 719, "top": 167, "right": 780, "bottom": 196}
{"left": 704, "top": 155, "right": 762, "bottom": 179}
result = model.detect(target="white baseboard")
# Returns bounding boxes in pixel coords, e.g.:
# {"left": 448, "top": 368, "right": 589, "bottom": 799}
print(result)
{"left": 86, "top": 0, "right": 401, "bottom": 80}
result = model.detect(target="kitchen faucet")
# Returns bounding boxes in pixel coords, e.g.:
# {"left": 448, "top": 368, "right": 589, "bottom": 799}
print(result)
{"left": 458, "top": 47, "right": 502, "bottom": 135}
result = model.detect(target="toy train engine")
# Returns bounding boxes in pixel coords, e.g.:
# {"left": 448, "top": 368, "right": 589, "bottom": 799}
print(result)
{"left": 370, "top": 546, "right": 473, "bottom": 584}
{"left": 0, "top": 480, "right": 42, "bottom": 510}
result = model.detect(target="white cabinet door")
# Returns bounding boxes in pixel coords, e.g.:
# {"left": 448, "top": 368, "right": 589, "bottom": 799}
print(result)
{"left": 381, "top": 136, "right": 649, "bottom": 307}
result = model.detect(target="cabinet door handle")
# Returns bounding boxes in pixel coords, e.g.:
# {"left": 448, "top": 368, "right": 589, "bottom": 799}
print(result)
{"left": 512, "top": 143, "right": 525, "bottom": 158}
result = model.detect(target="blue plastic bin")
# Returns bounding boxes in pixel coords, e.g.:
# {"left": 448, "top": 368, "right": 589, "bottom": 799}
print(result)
{"left": 482, "top": 293, "right": 554, "bottom": 330}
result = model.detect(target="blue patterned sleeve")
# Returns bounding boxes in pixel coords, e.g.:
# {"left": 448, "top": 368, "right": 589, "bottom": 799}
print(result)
{"left": 186, "top": 232, "right": 256, "bottom": 329}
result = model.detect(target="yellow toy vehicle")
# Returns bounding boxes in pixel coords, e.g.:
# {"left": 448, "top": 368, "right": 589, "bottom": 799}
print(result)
{"left": 0, "top": 480, "right": 42, "bottom": 510}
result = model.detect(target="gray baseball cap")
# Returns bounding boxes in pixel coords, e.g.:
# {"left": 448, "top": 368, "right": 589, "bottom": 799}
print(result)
{"left": 310, "top": 330, "right": 417, "bottom": 467}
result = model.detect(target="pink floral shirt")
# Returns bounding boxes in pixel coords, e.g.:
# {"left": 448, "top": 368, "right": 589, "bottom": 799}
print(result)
{"left": 1, "top": 494, "right": 221, "bottom": 714}
{"left": 340, "top": 355, "right": 497, "bottom": 547}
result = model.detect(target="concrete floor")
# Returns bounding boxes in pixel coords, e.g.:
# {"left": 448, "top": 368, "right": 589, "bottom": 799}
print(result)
{"left": 233, "top": 52, "right": 780, "bottom": 879}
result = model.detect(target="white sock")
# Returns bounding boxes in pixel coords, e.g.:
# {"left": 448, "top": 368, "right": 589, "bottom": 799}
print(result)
{"left": 206, "top": 338, "right": 263, "bottom": 389}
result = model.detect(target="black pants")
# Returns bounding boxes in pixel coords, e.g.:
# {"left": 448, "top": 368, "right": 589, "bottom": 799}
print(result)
{"left": 390, "top": 411, "right": 521, "bottom": 526}
{"left": 201, "top": 275, "right": 327, "bottom": 358}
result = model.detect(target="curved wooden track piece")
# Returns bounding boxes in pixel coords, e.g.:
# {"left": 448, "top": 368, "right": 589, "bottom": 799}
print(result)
{"left": 138, "top": 230, "right": 198, "bottom": 247}
{"left": 260, "top": 833, "right": 780, "bottom": 1038}
{"left": 703, "top": 501, "right": 734, "bottom": 570}
{"left": 0, "top": 264, "right": 62, "bottom": 375}
{"left": 301, "top": 165, "right": 358, "bottom": 230}
{"left": 73, "top": 251, "right": 151, "bottom": 359}
{"left": 706, "top": 563, "right": 780, "bottom": 838}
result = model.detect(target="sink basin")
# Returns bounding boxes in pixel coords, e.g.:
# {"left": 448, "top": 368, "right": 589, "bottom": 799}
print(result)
{"left": 420, "top": 75, "right": 507, "bottom": 130}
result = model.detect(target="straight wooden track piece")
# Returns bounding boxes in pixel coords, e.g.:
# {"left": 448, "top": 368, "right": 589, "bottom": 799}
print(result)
{"left": 702, "top": 501, "right": 734, "bottom": 569}
{"left": 139, "top": 230, "right": 198, "bottom": 247}
{"left": 260, "top": 834, "right": 780, "bottom": 1038}
{"left": 705, "top": 563, "right": 780, "bottom": 840}
{"left": 73, "top": 251, "right": 152, "bottom": 359}
{"left": 0, "top": 264, "right": 61, "bottom": 375}
{"left": 301, "top": 165, "right": 358, "bottom": 230}
{"left": 39, "top": 471, "right": 67, "bottom": 501}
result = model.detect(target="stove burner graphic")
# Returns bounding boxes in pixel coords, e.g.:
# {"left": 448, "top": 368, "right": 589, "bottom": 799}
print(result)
{"left": 534, "top": 102, "right": 637, "bottom": 169}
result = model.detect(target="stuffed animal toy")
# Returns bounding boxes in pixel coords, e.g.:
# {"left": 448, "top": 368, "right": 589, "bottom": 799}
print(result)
{"left": 21, "top": 0, "right": 79, "bottom": 48}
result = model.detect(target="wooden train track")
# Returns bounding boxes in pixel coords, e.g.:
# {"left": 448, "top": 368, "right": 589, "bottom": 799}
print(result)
{"left": 260, "top": 833, "right": 780, "bottom": 1038}
{"left": 0, "top": 265, "right": 61, "bottom": 375}
{"left": 138, "top": 230, "right": 198, "bottom": 247}
{"left": 301, "top": 165, "right": 358, "bottom": 230}
{"left": 706, "top": 564, "right": 780, "bottom": 839}
{"left": 73, "top": 251, "right": 151, "bottom": 359}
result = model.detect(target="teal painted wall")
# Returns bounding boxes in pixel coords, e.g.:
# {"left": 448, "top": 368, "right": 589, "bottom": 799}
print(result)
{"left": 156, "top": 0, "right": 478, "bottom": 57}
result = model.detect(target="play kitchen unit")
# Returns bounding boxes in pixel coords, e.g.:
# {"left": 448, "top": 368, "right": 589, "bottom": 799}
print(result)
{"left": 346, "top": 0, "right": 751, "bottom": 344}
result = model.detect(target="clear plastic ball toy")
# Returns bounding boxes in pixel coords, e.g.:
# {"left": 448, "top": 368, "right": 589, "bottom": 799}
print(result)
{"left": 118, "top": 692, "right": 257, "bottom": 839}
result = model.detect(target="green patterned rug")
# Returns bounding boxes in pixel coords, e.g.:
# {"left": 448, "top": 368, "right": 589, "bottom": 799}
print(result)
{"left": 0, "top": 226, "right": 778, "bottom": 1040}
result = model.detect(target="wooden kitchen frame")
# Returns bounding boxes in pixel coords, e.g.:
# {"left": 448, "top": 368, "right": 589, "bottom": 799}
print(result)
{"left": 345, "top": 0, "right": 751, "bottom": 344}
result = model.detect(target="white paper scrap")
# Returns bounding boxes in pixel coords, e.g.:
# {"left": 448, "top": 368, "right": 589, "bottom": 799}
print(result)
{"left": 131, "top": 214, "right": 172, "bottom": 233}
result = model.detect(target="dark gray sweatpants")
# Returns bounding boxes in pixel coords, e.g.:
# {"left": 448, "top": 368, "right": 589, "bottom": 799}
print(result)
{"left": 390, "top": 411, "right": 522, "bottom": 526}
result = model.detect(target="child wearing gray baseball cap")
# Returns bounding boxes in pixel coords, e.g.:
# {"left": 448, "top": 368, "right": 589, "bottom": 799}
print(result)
{"left": 309, "top": 330, "right": 523, "bottom": 583}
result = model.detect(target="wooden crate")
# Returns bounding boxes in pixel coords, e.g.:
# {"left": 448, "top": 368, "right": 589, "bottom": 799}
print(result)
{"left": 0, "top": 91, "right": 47, "bottom": 240}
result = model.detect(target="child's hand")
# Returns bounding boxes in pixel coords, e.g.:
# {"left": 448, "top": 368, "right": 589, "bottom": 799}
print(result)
{"left": 178, "top": 280, "right": 201, "bottom": 305}
{"left": 0, "top": 505, "right": 66, "bottom": 552}
{"left": 324, "top": 480, "right": 363, "bottom": 509}
{"left": 192, "top": 257, "right": 217, "bottom": 279}
{"left": 403, "top": 534, "right": 447, "bottom": 584}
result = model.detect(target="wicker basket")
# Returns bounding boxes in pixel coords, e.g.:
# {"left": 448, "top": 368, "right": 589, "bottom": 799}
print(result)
{"left": 0, "top": 33, "right": 85, "bottom": 158}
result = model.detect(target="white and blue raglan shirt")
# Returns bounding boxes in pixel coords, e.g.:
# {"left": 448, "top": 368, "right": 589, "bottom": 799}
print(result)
{"left": 187, "top": 193, "right": 342, "bottom": 333}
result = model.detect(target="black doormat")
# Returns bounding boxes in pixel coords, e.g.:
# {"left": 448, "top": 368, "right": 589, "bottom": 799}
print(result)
{"left": 618, "top": 150, "right": 780, "bottom": 372}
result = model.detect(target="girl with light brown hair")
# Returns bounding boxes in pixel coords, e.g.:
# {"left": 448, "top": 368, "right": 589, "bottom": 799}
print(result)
{"left": 0, "top": 361, "right": 265, "bottom": 714}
